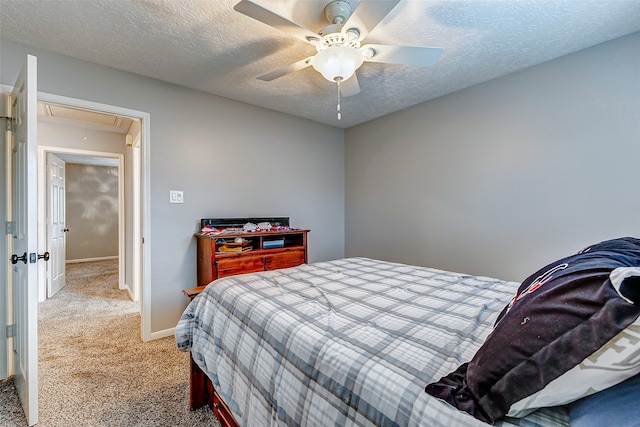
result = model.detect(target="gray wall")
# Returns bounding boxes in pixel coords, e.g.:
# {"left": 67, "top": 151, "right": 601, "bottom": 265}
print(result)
{"left": 346, "top": 32, "right": 640, "bottom": 282}
{"left": 65, "top": 164, "right": 119, "bottom": 261}
{"left": 1, "top": 40, "right": 345, "bottom": 333}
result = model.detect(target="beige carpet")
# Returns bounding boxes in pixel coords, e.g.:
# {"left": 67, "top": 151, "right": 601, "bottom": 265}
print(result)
{"left": 0, "top": 260, "right": 219, "bottom": 427}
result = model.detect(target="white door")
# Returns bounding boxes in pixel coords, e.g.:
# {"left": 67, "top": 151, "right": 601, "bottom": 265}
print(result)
{"left": 9, "top": 54, "right": 39, "bottom": 426}
{"left": 47, "top": 153, "right": 66, "bottom": 297}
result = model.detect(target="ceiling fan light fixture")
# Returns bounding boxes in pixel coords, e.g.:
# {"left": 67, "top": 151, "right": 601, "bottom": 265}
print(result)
{"left": 234, "top": 0, "right": 444, "bottom": 122}
{"left": 311, "top": 45, "right": 364, "bottom": 82}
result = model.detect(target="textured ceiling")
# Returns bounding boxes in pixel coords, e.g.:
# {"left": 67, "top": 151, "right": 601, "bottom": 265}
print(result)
{"left": 1, "top": 0, "right": 639, "bottom": 128}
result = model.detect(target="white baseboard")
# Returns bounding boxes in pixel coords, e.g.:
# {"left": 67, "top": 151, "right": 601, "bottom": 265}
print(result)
{"left": 67, "top": 256, "right": 118, "bottom": 264}
{"left": 124, "top": 283, "right": 136, "bottom": 301}
{"left": 149, "top": 327, "right": 175, "bottom": 341}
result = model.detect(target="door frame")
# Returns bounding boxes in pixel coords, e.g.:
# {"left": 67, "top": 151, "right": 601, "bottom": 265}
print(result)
{"left": 38, "top": 147, "right": 126, "bottom": 301}
{"left": 1, "top": 90, "right": 8, "bottom": 380}
{"left": 37, "top": 91, "right": 152, "bottom": 341}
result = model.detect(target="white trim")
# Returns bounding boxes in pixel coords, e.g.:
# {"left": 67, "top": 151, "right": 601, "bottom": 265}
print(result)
{"left": 1, "top": 85, "right": 15, "bottom": 379}
{"left": 132, "top": 140, "right": 141, "bottom": 303}
{"left": 124, "top": 283, "right": 135, "bottom": 302}
{"left": 1, "top": 89, "right": 8, "bottom": 380}
{"left": 117, "top": 153, "right": 125, "bottom": 291}
{"left": 141, "top": 113, "right": 151, "bottom": 342}
{"left": 149, "top": 327, "right": 175, "bottom": 341}
{"left": 36, "top": 92, "right": 152, "bottom": 342}
{"left": 66, "top": 256, "right": 119, "bottom": 264}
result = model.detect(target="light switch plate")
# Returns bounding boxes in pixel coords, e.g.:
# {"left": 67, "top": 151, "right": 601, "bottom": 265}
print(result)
{"left": 169, "top": 190, "right": 184, "bottom": 204}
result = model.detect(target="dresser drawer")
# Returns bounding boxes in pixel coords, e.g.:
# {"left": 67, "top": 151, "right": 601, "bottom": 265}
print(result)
{"left": 216, "top": 256, "right": 264, "bottom": 278}
{"left": 265, "top": 250, "right": 305, "bottom": 270}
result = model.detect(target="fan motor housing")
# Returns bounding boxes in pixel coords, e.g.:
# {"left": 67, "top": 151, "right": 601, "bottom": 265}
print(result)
{"left": 316, "top": 30, "right": 361, "bottom": 50}
{"left": 324, "top": 0, "right": 353, "bottom": 25}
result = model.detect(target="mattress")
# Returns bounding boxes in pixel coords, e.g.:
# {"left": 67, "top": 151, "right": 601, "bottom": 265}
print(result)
{"left": 175, "top": 257, "right": 569, "bottom": 427}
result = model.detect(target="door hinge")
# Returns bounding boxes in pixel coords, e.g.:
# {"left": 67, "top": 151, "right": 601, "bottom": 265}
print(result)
{"left": 1, "top": 116, "right": 14, "bottom": 132}
{"left": 5, "top": 221, "right": 15, "bottom": 235}
{"left": 6, "top": 324, "right": 16, "bottom": 339}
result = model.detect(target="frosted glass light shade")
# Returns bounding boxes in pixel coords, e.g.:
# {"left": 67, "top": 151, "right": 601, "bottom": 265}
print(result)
{"left": 311, "top": 45, "right": 364, "bottom": 82}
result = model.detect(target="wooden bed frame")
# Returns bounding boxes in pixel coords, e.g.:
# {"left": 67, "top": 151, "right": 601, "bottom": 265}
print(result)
{"left": 190, "top": 354, "right": 241, "bottom": 427}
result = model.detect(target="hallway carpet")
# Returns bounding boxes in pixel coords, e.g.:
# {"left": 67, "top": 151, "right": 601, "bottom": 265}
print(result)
{"left": 0, "top": 260, "right": 219, "bottom": 427}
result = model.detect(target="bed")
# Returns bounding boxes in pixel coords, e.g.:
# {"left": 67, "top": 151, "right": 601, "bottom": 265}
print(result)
{"left": 176, "top": 257, "right": 573, "bottom": 426}
{"left": 176, "top": 237, "right": 640, "bottom": 426}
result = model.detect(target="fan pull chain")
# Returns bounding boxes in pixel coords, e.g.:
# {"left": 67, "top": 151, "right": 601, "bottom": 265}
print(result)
{"left": 336, "top": 80, "right": 342, "bottom": 121}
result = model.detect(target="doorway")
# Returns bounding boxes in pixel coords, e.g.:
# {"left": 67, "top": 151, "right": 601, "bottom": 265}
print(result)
{"left": 35, "top": 92, "right": 151, "bottom": 341}
{"left": 39, "top": 148, "right": 127, "bottom": 301}
{"left": 37, "top": 99, "right": 133, "bottom": 303}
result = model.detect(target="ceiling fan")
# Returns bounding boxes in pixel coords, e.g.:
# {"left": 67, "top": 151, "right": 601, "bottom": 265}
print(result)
{"left": 233, "top": 0, "right": 443, "bottom": 120}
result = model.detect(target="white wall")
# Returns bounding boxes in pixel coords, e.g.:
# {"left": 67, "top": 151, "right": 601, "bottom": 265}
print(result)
{"left": 1, "top": 40, "right": 345, "bottom": 334}
{"left": 345, "top": 33, "right": 640, "bottom": 282}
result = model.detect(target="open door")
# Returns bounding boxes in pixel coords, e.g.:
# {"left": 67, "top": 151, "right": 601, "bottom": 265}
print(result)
{"left": 47, "top": 153, "right": 66, "bottom": 297}
{"left": 9, "top": 54, "right": 40, "bottom": 426}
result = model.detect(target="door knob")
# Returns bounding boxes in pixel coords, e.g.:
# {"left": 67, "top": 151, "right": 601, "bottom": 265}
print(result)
{"left": 38, "top": 252, "right": 50, "bottom": 262}
{"left": 11, "top": 252, "right": 27, "bottom": 265}
{"left": 63, "top": 228, "right": 69, "bottom": 232}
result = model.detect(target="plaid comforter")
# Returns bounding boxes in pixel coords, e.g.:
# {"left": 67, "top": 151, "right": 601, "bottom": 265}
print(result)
{"left": 175, "top": 257, "right": 568, "bottom": 427}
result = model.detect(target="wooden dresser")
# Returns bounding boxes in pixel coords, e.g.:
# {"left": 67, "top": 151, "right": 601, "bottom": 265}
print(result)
{"left": 184, "top": 217, "right": 309, "bottom": 299}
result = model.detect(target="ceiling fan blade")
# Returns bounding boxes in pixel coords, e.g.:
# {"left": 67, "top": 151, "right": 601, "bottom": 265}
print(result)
{"left": 343, "top": 0, "right": 400, "bottom": 40}
{"left": 362, "top": 44, "right": 443, "bottom": 67}
{"left": 257, "top": 57, "right": 313, "bottom": 81}
{"left": 234, "top": 0, "right": 319, "bottom": 44}
{"left": 340, "top": 74, "right": 361, "bottom": 98}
